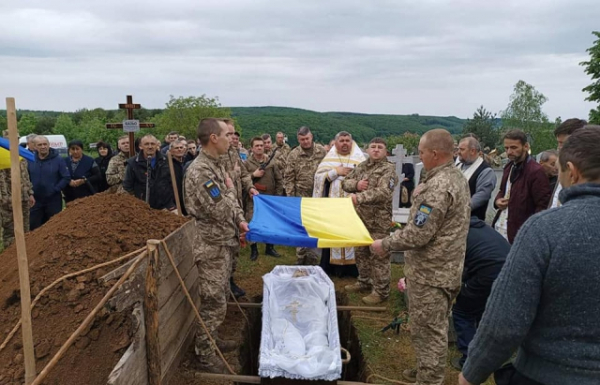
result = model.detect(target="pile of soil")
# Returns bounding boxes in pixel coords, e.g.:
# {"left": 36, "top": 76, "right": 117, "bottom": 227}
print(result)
{"left": 0, "top": 193, "right": 188, "bottom": 385}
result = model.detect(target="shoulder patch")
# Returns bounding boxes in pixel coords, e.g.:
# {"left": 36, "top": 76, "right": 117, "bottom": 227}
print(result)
{"left": 389, "top": 178, "right": 395, "bottom": 190}
{"left": 203, "top": 179, "right": 223, "bottom": 202}
{"left": 414, "top": 204, "right": 432, "bottom": 227}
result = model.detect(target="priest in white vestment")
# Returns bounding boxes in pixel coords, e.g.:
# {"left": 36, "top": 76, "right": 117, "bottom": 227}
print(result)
{"left": 313, "top": 131, "right": 366, "bottom": 276}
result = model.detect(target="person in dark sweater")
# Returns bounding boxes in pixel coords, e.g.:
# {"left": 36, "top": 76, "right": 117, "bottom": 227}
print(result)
{"left": 94, "top": 140, "right": 114, "bottom": 193}
{"left": 452, "top": 216, "right": 510, "bottom": 370}
{"left": 459, "top": 126, "right": 600, "bottom": 385}
{"left": 123, "top": 134, "right": 176, "bottom": 211}
{"left": 538, "top": 150, "right": 558, "bottom": 194}
{"left": 63, "top": 140, "right": 101, "bottom": 203}
{"left": 399, "top": 162, "right": 415, "bottom": 208}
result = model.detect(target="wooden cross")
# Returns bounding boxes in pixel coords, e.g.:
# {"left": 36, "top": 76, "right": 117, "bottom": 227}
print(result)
{"left": 105, "top": 95, "right": 156, "bottom": 157}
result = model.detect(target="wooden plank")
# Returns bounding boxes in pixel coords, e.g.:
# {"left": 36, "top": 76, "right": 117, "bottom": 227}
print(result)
{"left": 158, "top": 283, "right": 200, "bottom": 377}
{"left": 160, "top": 286, "right": 200, "bottom": 380}
{"left": 144, "top": 241, "right": 162, "bottom": 385}
{"left": 158, "top": 264, "right": 198, "bottom": 319}
{"left": 107, "top": 304, "right": 148, "bottom": 385}
{"left": 7, "top": 97, "right": 36, "bottom": 384}
{"left": 157, "top": 222, "right": 194, "bottom": 281}
{"left": 107, "top": 263, "right": 147, "bottom": 312}
{"left": 157, "top": 252, "right": 195, "bottom": 309}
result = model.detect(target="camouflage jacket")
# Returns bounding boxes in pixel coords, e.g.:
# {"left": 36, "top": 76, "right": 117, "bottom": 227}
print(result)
{"left": 0, "top": 159, "right": 34, "bottom": 205}
{"left": 105, "top": 151, "right": 129, "bottom": 192}
{"left": 283, "top": 144, "right": 326, "bottom": 197}
{"left": 273, "top": 143, "right": 291, "bottom": 174}
{"left": 221, "top": 147, "right": 255, "bottom": 207}
{"left": 382, "top": 161, "right": 470, "bottom": 288}
{"left": 244, "top": 155, "right": 283, "bottom": 221}
{"left": 184, "top": 151, "right": 245, "bottom": 246}
{"left": 342, "top": 158, "right": 398, "bottom": 235}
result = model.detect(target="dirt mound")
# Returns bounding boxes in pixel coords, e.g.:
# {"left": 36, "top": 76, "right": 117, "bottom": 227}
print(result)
{"left": 0, "top": 193, "right": 189, "bottom": 385}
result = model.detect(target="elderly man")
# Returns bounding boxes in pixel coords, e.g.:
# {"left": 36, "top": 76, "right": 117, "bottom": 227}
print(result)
{"left": 459, "top": 126, "right": 600, "bottom": 385}
{"left": 169, "top": 139, "right": 188, "bottom": 215}
{"left": 456, "top": 136, "right": 496, "bottom": 221}
{"left": 314, "top": 131, "right": 366, "bottom": 276}
{"left": 28, "top": 135, "right": 70, "bottom": 230}
{"left": 285, "top": 126, "right": 327, "bottom": 265}
{"left": 244, "top": 136, "right": 283, "bottom": 260}
{"left": 123, "top": 134, "right": 176, "bottom": 211}
{"left": 372, "top": 129, "right": 471, "bottom": 385}
{"left": 106, "top": 135, "right": 130, "bottom": 193}
{"left": 26, "top": 134, "right": 38, "bottom": 152}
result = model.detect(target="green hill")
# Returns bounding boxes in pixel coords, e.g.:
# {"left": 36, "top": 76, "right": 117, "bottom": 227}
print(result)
{"left": 231, "top": 106, "right": 466, "bottom": 145}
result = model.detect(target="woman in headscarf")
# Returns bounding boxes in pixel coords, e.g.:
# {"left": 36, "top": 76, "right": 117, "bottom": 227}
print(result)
{"left": 94, "top": 140, "right": 114, "bottom": 193}
{"left": 63, "top": 140, "right": 101, "bottom": 202}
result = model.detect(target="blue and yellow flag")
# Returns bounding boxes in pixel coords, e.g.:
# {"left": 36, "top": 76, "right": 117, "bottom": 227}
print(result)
{"left": 247, "top": 195, "right": 373, "bottom": 248}
{"left": 0, "top": 137, "right": 35, "bottom": 170}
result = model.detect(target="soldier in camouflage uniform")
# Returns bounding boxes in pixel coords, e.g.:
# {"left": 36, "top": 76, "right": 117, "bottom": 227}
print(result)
{"left": 0, "top": 159, "right": 34, "bottom": 247}
{"left": 105, "top": 135, "right": 130, "bottom": 193}
{"left": 284, "top": 126, "right": 327, "bottom": 264}
{"left": 274, "top": 131, "right": 291, "bottom": 177}
{"left": 221, "top": 119, "right": 257, "bottom": 297}
{"left": 244, "top": 136, "right": 284, "bottom": 260}
{"left": 372, "top": 129, "right": 470, "bottom": 385}
{"left": 342, "top": 137, "right": 398, "bottom": 305}
{"left": 183, "top": 118, "right": 249, "bottom": 374}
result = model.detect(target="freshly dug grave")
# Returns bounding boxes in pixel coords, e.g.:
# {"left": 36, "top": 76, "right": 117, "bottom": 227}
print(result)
{"left": 0, "top": 193, "right": 188, "bottom": 385}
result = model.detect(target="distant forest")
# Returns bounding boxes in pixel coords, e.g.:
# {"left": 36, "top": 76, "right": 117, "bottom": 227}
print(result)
{"left": 0, "top": 105, "right": 466, "bottom": 148}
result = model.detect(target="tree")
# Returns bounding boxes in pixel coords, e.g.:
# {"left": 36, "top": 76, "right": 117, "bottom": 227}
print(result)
{"left": 580, "top": 31, "right": 600, "bottom": 124}
{"left": 462, "top": 106, "right": 499, "bottom": 149}
{"left": 501, "top": 80, "right": 555, "bottom": 153}
{"left": 54, "top": 114, "right": 84, "bottom": 142}
{"left": 154, "top": 95, "right": 232, "bottom": 140}
{"left": 17, "top": 113, "right": 38, "bottom": 136}
{"left": 386, "top": 132, "right": 421, "bottom": 155}
{"left": 35, "top": 116, "right": 56, "bottom": 135}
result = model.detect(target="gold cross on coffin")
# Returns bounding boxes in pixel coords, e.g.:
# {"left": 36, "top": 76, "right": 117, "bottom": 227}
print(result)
{"left": 105, "top": 95, "right": 156, "bottom": 157}
{"left": 285, "top": 300, "right": 304, "bottom": 323}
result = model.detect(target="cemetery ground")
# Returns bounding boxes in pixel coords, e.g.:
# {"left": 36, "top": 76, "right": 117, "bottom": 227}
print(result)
{"left": 172, "top": 246, "right": 496, "bottom": 385}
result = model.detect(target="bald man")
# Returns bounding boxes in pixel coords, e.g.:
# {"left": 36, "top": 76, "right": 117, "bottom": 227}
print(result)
{"left": 372, "top": 129, "right": 471, "bottom": 385}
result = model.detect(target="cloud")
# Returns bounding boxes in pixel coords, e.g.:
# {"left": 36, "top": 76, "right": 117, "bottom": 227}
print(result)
{"left": 0, "top": 0, "right": 597, "bottom": 119}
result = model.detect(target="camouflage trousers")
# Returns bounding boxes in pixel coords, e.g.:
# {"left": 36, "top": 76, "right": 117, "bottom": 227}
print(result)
{"left": 296, "top": 247, "right": 319, "bottom": 265}
{"left": 194, "top": 243, "right": 238, "bottom": 358}
{"left": 407, "top": 280, "right": 459, "bottom": 385}
{"left": 355, "top": 232, "right": 391, "bottom": 298}
{"left": 1, "top": 200, "right": 30, "bottom": 248}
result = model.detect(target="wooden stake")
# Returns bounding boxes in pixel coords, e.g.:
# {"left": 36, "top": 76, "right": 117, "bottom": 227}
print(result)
{"left": 145, "top": 240, "right": 162, "bottom": 385}
{"left": 166, "top": 152, "right": 182, "bottom": 216}
{"left": 227, "top": 302, "right": 386, "bottom": 312}
{"left": 6, "top": 97, "right": 36, "bottom": 384}
{"left": 194, "top": 373, "right": 386, "bottom": 385}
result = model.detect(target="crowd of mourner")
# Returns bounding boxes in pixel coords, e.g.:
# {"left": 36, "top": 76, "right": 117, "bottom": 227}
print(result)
{"left": 1, "top": 117, "right": 598, "bottom": 385}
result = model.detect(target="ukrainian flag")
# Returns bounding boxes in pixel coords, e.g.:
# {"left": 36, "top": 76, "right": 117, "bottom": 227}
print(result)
{"left": 0, "top": 137, "right": 35, "bottom": 169}
{"left": 247, "top": 195, "right": 373, "bottom": 248}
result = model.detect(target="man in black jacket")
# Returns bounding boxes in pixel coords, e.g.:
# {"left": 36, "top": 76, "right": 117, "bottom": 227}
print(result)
{"left": 123, "top": 134, "right": 176, "bottom": 211}
{"left": 452, "top": 216, "right": 510, "bottom": 370}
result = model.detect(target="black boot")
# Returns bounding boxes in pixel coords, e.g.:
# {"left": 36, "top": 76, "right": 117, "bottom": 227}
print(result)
{"left": 250, "top": 244, "right": 259, "bottom": 261}
{"left": 265, "top": 244, "right": 281, "bottom": 258}
{"left": 230, "top": 277, "right": 245, "bottom": 298}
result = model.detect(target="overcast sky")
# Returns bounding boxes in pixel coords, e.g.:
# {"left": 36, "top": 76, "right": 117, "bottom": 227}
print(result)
{"left": 0, "top": 0, "right": 598, "bottom": 119}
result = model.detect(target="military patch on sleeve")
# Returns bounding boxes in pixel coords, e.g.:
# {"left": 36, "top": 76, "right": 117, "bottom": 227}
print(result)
{"left": 389, "top": 178, "right": 395, "bottom": 190}
{"left": 203, "top": 179, "right": 222, "bottom": 202}
{"left": 414, "top": 204, "right": 432, "bottom": 227}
